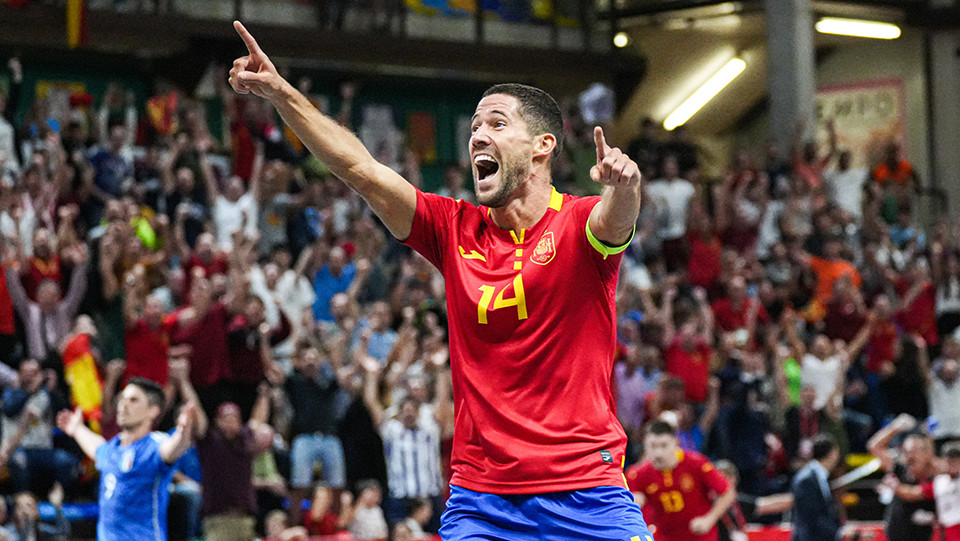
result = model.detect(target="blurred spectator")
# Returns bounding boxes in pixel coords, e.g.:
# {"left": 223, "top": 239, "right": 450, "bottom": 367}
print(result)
{"left": 2, "top": 489, "right": 69, "bottom": 541}
{"left": 166, "top": 357, "right": 205, "bottom": 541}
{"left": 782, "top": 384, "right": 843, "bottom": 470}
{"left": 872, "top": 141, "right": 919, "bottom": 223}
{"left": 868, "top": 414, "right": 937, "bottom": 541}
{"left": 6, "top": 244, "right": 88, "bottom": 367}
{"left": 0, "top": 359, "right": 75, "bottom": 494}
{"left": 21, "top": 228, "right": 64, "bottom": 301}
{"left": 716, "top": 150, "right": 768, "bottom": 256}
{"left": 882, "top": 335, "right": 931, "bottom": 420}
{"left": 711, "top": 275, "right": 769, "bottom": 334}
{"left": 931, "top": 240, "right": 960, "bottom": 337}
{"left": 249, "top": 245, "right": 316, "bottom": 362}
{"left": 223, "top": 251, "right": 290, "bottom": 416}
{"left": 792, "top": 120, "right": 837, "bottom": 190}
{"left": 345, "top": 479, "right": 388, "bottom": 541}
{"left": 263, "top": 510, "right": 308, "bottom": 541}
{"left": 302, "top": 484, "right": 349, "bottom": 536}
{"left": 646, "top": 154, "right": 695, "bottom": 272}
{"left": 401, "top": 498, "right": 433, "bottom": 540}
{"left": 714, "top": 460, "right": 749, "bottom": 541}
{"left": 203, "top": 141, "right": 261, "bottom": 251}
{"left": 169, "top": 272, "right": 236, "bottom": 416}
{"left": 626, "top": 117, "right": 661, "bottom": 172}
{"left": 437, "top": 164, "right": 472, "bottom": 203}
{"left": 195, "top": 393, "right": 271, "bottom": 541}
{"left": 311, "top": 244, "right": 369, "bottom": 323}
{"left": 929, "top": 339, "right": 960, "bottom": 442}
{"left": 661, "top": 286, "right": 714, "bottom": 403}
{"left": 0, "top": 59, "right": 21, "bottom": 179}
{"left": 686, "top": 203, "right": 723, "bottom": 290}
{"left": 614, "top": 342, "right": 661, "bottom": 454}
{"left": 896, "top": 259, "right": 937, "bottom": 347}
{"left": 281, "top": 345, "right": 348, "bottom": 525}
{"left": 825, "top": 150, "right": 868, "bottom": 222}
{"left": 352, "top": 300, "right": 397, "bottom": 364}
{"left": 86, "top": 122, "right": 134, "bottom": 225}
{"left": 362, "top": 350, "right": 447, "bottom": 532}
{"left": 123, "top": 284, "right": 173, "bottom": 386}
{"left": 888, "top": 442, "right": 960, "bottom": 541}
{"left": 659, "top": 125, "right": 699, "bottom": 177}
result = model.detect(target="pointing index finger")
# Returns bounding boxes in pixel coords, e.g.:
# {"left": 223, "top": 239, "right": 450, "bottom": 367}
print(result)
{"left": 234, "top": 20, "right": 263, "bottom": 56}
{"left": 594, "top": 126, "right": 608, "bottom": 162}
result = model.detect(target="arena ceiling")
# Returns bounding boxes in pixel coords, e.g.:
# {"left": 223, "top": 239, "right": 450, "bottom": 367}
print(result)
{"left": 610, "top": 0, "right": 928, "bottom": 136}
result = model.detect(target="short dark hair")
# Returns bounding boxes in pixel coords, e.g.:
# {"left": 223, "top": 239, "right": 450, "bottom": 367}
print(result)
{"left": 646, "top": 420, "right": 677, "bottom": 438}
{"left": 355, "top": 478, "right": 382, "bottom": 494}
{"left": 811, "top": 434, "right": 837, "bottom": 461}
{"left": 943, "top": 441, "right": 960, "bottom": 459}
{"left": 126, "top": 377, "right": 165, "bottom": 409}
{"left": 406, "top": 497, "right": 430, "bottom": 516}
{"left": 482, "top": 83, "right": 564, "bottom": 159}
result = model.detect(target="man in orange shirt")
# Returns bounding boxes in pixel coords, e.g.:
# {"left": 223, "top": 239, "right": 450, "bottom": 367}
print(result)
{"left": 792, "top": 237, "right": 861, "bottom": 318}
{"left": 872, "top": 141, "right": 919, "bottom": 223}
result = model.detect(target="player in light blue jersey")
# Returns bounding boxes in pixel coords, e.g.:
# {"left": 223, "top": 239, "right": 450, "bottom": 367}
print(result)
{"left": 57, "top": 377, "right": 197, "bottom": 541}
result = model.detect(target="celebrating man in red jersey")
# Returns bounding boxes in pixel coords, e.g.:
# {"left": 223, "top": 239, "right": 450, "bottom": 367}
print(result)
{"left": 626, "top": 421, "right": 737, "bottom": 541}
{"left": 229, "top": 20, "right": 651, "bottom": 541}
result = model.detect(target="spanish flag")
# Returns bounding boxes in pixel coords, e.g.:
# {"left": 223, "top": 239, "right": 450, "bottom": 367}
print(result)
{"left": 62, "top": 333, "right": 103, "bottom": 433}
{"left": 66, "top": 0, "right": 87, "bottom": 49}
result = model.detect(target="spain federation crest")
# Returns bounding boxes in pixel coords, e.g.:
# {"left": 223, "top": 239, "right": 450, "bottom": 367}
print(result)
{"left": 531, "top": 231, "right": 556, "bottom": 265}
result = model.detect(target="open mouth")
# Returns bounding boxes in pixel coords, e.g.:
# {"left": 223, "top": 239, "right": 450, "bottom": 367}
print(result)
{"left": 474, "top": 154, "right": 500, "bottom": 181}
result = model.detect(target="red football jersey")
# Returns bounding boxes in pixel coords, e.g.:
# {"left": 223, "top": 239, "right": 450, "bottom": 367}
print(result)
{"left": 403, "top": 188, "right": 628, "bottom": 494}
{"left": 625, "top": 450, "right": 730, "bottom": 541}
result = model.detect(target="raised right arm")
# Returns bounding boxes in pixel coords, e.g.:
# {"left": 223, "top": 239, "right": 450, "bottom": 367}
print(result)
{"left": 229, "top": 22, "right": 417, "bottom": 240}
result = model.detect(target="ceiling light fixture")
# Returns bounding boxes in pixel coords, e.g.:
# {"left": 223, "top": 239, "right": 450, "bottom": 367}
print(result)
{"left": 663, "top": 57, "right": 746, "bottom": 131}
{"left": 815, "top": 17, "right": 901, "bottom": 39}
{"left": 613, "top": 31, "right": 630, "bottom": 48}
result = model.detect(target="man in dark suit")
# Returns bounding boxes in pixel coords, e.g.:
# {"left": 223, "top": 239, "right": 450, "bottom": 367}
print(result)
{"left": 791, "top": 434, "right": 842, "bottom": 541}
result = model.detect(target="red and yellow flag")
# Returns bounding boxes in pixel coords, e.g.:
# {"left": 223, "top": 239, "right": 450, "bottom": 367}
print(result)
{"left": 62, "top": 333, "right": 103, "bottom": 433}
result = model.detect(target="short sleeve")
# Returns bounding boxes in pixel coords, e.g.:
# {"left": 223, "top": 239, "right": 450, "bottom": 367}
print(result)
{"left": 401, "top": 189, "right": 461, "bottom": 272}
{"left": 699, "top": 458, "right": 731, "bottom": 495}
{"left": 624, "top": 465, "right": 643, "bottom": 491}
{"left": 921, "top": 481, "right": 935, "bottom": 500}
{"left": 94, "top": 442, "right": 108, "bottom": 472}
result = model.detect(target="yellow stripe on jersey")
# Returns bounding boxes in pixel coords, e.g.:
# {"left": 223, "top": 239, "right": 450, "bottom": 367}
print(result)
{"left": 585, "top": 217, "right": 635, "bottom": 260}
{"left": 549, "top": 187, "right": 564, "bottom": 211}
{"left": 509, "top": 229, "right": 525, "bottom": 244}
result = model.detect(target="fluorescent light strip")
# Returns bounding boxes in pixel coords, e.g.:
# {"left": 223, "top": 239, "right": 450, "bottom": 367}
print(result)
{"left": 663, "top": 58, "right": 746, "bottom": 131}
{"left": 815, "top": 17, "right": 901, "bottom": 40}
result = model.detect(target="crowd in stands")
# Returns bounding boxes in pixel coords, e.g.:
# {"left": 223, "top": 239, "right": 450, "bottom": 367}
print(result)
{"left": 0, "top": 50, "right": 955, "bottom": 541}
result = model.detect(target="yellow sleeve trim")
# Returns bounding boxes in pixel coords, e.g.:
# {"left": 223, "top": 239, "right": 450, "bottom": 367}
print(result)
{"left": 585, "top": 218, "right": 635, "bottom": 260}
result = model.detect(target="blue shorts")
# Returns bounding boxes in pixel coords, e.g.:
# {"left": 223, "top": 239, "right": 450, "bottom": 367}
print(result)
{"left": 439, "top": 485, "right": 654, "bottom": 541}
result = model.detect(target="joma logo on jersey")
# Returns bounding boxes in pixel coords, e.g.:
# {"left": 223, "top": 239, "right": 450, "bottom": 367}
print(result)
{"left": 531, "top": 232, "right": 556, "bottom": 265}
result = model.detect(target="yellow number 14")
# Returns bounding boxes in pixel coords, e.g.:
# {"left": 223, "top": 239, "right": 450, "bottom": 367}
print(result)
{"left": 477, "top": 274, "right": 528, "bottom": 324}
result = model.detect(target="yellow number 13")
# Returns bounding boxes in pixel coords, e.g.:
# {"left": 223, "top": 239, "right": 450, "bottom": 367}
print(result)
{"left": 477, "top": 274, "right": 528, "bottom": 324}
{"left": 659, "top": 490, "right": 685, "bottom": 513}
